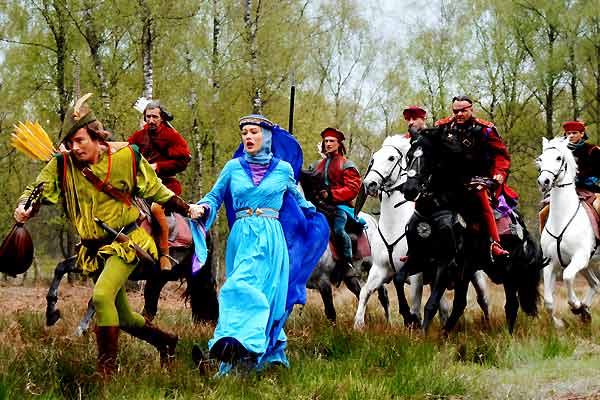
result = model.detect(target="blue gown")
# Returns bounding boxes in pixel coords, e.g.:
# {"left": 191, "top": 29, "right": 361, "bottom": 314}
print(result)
{"left": 196, "top": 157, "right": 321, "bottom": 370}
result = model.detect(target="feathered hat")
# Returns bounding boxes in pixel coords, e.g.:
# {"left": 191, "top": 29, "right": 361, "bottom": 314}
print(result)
{"left": 60, "top": 93, "right": 96, "bottom": 143}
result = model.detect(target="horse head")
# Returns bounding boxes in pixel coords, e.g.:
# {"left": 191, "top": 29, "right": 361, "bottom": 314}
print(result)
{"left": 402, "top": 130, "right": 438, "bottom": 202}
{"left": 363, "top": 135, "right": 411, "bottom": 197}
{"left": 536, "top": 137, "right": 577, "bottom": 194}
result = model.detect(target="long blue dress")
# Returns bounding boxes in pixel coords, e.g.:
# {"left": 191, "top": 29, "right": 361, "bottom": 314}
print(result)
{"left": 197, "top": 156, "right": 318, "bottom": 369}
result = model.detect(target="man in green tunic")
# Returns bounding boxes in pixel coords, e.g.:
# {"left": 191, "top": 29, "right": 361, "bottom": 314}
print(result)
{"left": 14, "top": 95, "right": 192, "bottom": 380}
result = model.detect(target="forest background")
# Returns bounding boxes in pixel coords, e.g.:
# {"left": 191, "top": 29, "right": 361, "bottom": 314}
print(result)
{"left": 0, "top": 0, "right": 599, "bottom": 275}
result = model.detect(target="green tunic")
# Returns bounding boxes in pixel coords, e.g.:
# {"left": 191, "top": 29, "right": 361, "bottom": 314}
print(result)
{"left": 19, "top": 145, "right": 174, "bottom": 273}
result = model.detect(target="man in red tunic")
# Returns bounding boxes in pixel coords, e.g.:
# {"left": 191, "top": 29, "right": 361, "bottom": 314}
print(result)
{"left": 435, "top": 95, "right": 516, "bottom": 261}
{"left": 309, "top": 128, "right": 362, "bottom": 279}
{"left": 128, "top": 101, "right": 191, "bottom": 270}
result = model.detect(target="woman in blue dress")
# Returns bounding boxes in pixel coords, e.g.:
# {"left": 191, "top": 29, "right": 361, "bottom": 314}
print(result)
{"left": 189, "top": 115, "right": 328, "bottom": 373}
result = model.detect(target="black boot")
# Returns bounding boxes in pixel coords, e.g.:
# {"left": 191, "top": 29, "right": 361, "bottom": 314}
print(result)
{"left": 94, "top": 326, "right": 119, "bottom": 381}
{"left": 121, "top": 319, "right": 178, "bottom": 367}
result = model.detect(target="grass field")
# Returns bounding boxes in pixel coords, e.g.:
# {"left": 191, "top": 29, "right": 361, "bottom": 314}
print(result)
{"left": 1, "top": 267, "right": 599, "bottom": 400}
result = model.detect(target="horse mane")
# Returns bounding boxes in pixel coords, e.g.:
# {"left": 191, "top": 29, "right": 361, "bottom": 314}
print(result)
{"left": 382, "top": 134, "right": 411, "bottom": 156}
{"left": 545, "top": 136, "right": 578, "bottom": 177}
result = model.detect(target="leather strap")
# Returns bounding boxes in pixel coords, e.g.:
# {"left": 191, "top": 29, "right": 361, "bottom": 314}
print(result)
{"left": 81, "top": 167, "right": 132, "bottom": 207}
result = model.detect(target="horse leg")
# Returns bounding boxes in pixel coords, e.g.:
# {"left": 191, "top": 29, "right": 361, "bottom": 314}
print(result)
{"left": 141, "top": 273, "right": 169, "bottom": 322}
{"left": 563, "top": 253, "right": 590, "bottom": 321}
{"left": 575, "top": 268, "right": 598, "bottom": 324}
{"left": 442, "top": 279, "right": 469, "bottom": 334}
{"left": 354, "top": 264, "right": 388, "bottom": 329}
{"left": 543, "top": 262, "right": 564, "bottom": 328}
{"left": 394, "top": 269, "right": 420, "bottom": 328}
{"left": 318, "top": 281, "right": 337, "bottom": 323}
{"left": 503, "top": 283, "right": 519, "bottom": 334}
{"left": 74, "top": 299, "right": 95, "bottom": 337}
{"left": 408, "top": 273, "right": 424, "bottom": 326}
{"left": 377, "top": 286, "right": 390, "bottom": 323}
{"left": 471, "top": 270, "right": 490, "bottom": 323}
{"left": 422, "top": 267, "right": 448, "bottom": 334}
{"left": 46, "top": 256, "right": 78, "bottom": 326}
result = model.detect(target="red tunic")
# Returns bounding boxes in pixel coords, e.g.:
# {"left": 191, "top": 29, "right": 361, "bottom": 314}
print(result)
{"left": 311, "top": 153, "right": 362, "bottom": 206}
{"left": 128, "top": 124, "right": 191, "bottom": 195}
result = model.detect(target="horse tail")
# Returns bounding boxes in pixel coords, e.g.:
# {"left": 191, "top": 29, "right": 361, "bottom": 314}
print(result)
{"left": 184, "top": 231, "right": 219, "bottom": 323}
{"left": 516, "top": 230, "right": 542, "bottom": 317}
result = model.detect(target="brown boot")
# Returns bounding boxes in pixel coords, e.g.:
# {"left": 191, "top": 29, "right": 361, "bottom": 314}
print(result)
{"left": 122, "top": 319, "right": 178, "bottom": 367}
{"left": 151, "top": 202, "right": 172, "bottom": 270}
{"left": 94, "top": 326, "right": 119, "bottom": 381}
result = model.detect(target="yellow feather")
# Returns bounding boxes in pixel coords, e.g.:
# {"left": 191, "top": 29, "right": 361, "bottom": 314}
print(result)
{"left": 15, "top": 122, "right": 52, "bottom": 160}
{"left": 12, "top": 122, "right": 54, "bottom": 161}
{"left": 11, "top": 136, "right": 40, "bottom": 160}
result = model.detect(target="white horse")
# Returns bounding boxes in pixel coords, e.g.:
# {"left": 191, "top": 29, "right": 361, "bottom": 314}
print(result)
{"left": 306, "top": 211, "right": 391, "bottom": 323}
{"left": 354, "top": 134, "right": 490, "bottom": 329}
{"left": 537, "top": 136, "right": 600, "bottom": 327}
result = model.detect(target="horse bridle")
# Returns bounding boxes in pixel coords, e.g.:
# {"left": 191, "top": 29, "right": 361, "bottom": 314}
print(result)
{"left": 365, "top": 144, "right": 408, "bottom": 197}
{"left": 538, "top": 146, "right": 574, "bottom": 190}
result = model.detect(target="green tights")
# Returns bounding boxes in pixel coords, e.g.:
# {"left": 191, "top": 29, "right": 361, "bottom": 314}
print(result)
{"left": 92, "top": 255, "right": 145, "bottom": 328}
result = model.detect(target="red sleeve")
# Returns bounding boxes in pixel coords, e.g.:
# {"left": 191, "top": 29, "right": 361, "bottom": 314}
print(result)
{"left": 331, "top": 167, "right": 362, "bottom": 204}
{"left": 484, "top": 127, "right": 511, "bottom": 180}
{"left": 155, "top": 128, "right": 191, "bottom": 176}
{"left": 127, "top": 129, "right": 144, "bottom": 145}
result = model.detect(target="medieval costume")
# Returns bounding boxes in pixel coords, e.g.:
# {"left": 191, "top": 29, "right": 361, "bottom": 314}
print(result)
{"left": 17, "top": 95, "right": 191, "bottom": 379}
{"left": 128, "top": 101, "right": 191, "bottom": 270}
{"left": 190, "top": 115, "right": 328, "bottom": 374}
{"left": 308, "top": 128, "right": 362, "bottom": 278}
{"left": 435, "top": 101, "right": 517, "bottom": 260}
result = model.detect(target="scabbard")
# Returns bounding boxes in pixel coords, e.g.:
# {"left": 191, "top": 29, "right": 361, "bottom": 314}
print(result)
{"left": 93, "top": 218, "right": 156, "bottom": 266}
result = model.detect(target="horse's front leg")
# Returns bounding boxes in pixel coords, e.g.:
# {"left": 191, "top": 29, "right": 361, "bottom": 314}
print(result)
{"left": 543, "top": 262, "right": 564, "bottom": 328}
{"left": 580, "top": 268, "right": 600, "bottom": 314}
{"left": 354, "top": 263, "right": 389, "bottom": 329}
{"left": 408, "top": 273, "right": 424, "bottom": 326}
{"left": 563, "top": 252, "right": 591, "bottom": 321}
{"left": 472, "top": 270, "right": 490, "bottom": 322}
{"left": 394, "top": 268, "right": 420, "bottom": 328}
{"left": 442, "top": 278, "right": 469, "bottom": 334}
{"left": 74, "top": 299, "right": 95, "bottom": 337}
{"left": 318, "top": 280, "right": 337, "bottom": 323}
{"left": 46, "top": 256, "right": 78, "bottom": 326}
{"left": 141, "top": 273, "right": 169, "bottom": 321}
{"left": 422, "top": 265, "right": 448, "bottom": 334}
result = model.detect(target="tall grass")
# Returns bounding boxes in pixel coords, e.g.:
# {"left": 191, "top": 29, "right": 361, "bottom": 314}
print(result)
{"left": 1, "top": 281, "right": 599, "bottom": 399}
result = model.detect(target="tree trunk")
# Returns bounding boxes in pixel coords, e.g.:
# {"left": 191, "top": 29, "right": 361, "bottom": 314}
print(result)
{"left": 139, "top": 0, "right": 154, "bottom": 100}
{"left": 243, "top": 0, "right": 262, "bottom": 113}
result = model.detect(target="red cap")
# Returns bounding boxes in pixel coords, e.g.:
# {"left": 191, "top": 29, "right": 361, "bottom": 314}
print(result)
{"left": 320, "top": 127, "right": 345, "bottom": 141}
{"left": 403, "top": 105, "right": 426, "bottom": 120}
{"left": 562, "top": 121, "right": 585, "bottom": 132}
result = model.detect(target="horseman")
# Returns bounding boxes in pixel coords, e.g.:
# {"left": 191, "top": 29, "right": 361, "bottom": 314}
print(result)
{"left": 539, "top": 120, "right": 600, "bottom": 229}
{"left": 309, "top": 127, "right": 362, "bottom": 280}
{"left": 434, "top": 95, "right": 517, "bottom": 261}
{"left": 128, "top": 101, "right": 191, "bottom": 270}
{"left": 14, "top": 94, "right": 194, "bottom": 380}
{"left": 403, "top": 105, "right": 428, "bottom": 139}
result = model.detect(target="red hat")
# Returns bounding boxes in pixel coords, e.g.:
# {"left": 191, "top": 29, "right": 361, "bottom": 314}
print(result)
{"left": 562, "top": 121, "right": 585, "bottom": 133}
{"left": 320, "top": 127, "right": 345, "bottom": 141}
{"left": 403, "top": 105, "right": 427, "bottom": 120}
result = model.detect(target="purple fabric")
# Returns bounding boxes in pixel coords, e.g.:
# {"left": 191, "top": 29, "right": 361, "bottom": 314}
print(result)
{"left": 249, "top": 163, "right": 269, "bottom": 185}
{"left": 495, "top": 194, "right": 513, "bottom": 217}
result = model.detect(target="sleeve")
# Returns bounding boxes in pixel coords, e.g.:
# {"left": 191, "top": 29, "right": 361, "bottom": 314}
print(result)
{"left": 18, "top": 157, "right": 61, "bottom": 207}
{"left": 484, "top": 127, "right": 511, "bottom": 180}
{"left": 155, "top": 129, "right": 191, "bottom": 176}
{"left": 134, "top": 156, "right": 175, "bottom": 204}
{"left": 331, "top": 167, "right": 362, "bottom": 204}
{"left": 196, "top": 160, "right": 234, "bottom": 228}
{"left": 285, "top": 163, "right": 315, "bottom": 210}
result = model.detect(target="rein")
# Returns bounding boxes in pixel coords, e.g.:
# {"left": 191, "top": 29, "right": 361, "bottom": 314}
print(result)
{"left": 366, "top": 144, "right": 407, "bottom": 196}
{"left": 544, "top": 201, "right": 581, "bottom": 268}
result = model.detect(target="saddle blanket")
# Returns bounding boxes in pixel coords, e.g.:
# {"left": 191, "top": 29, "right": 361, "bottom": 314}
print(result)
{"left": 140, "top": 212, "right": 193, "bottom": 248}
{"left": 329, "top": 230, "right": 371, "bottom": 262}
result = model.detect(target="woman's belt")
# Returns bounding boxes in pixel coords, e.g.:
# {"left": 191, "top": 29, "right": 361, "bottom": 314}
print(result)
{"left": 235, "top": 208, "right": 279, "bottom": 219}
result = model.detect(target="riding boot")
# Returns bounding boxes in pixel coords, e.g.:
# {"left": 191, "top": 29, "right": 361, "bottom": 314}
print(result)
{"left": 94, "top": 325, "right": 119, "bottom": 381}
{"left": 538, "top": 204, "right": 549, "bottom": 234}
{"left": 121, "top": 318, "right": 178, "bottom": 367}
{"left": 151, "top": 203, "right": 172, "bottom": 271}
{"left": 475, "top": 189, "right": 509, "bottom": 261}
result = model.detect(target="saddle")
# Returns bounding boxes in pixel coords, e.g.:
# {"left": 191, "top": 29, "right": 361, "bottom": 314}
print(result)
{"left": 538, "top": 192, "right": 600, "bottom": 241}
{"left": 136, "top": 198, "right": 193, "bottom": 250}
{"left": 328, "top": 217, "right": 371, "bottom": 262}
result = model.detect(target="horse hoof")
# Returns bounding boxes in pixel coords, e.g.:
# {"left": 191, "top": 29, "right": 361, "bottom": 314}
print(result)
{"left": 74, "top": 325, "right": 88, "bottom": 337}
{"left": 46, "top": 309, "right": 61, "bottom": 326}
{"left": 353, "top": 320, "right": 365, "bottom": 330}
